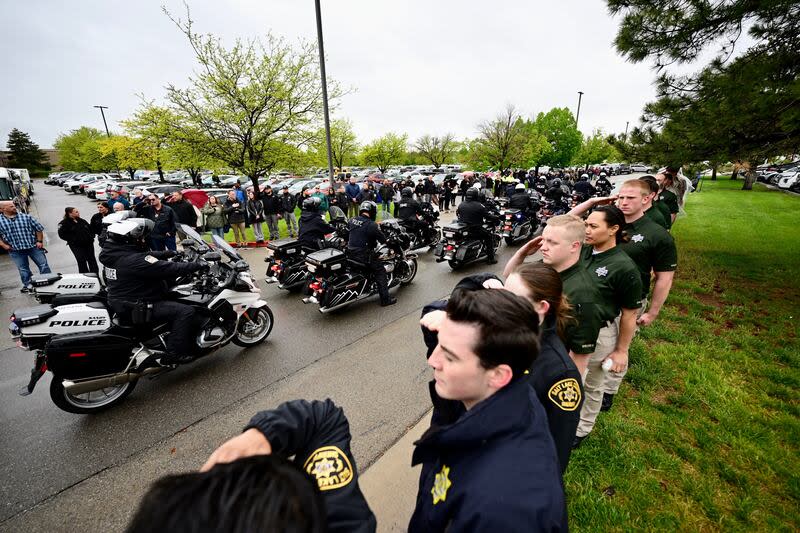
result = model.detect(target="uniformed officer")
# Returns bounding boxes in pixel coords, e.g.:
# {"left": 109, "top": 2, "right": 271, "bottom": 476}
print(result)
{"left": 411, "top": 289, "right": 566, "bottom": 532}
{"left": 595, "top": 171, "right": 612, "bottom": 193}
{"left": 456, "top": 187, "right": 499, "bottom": 264}
{"left": 656, "top": 171, "right": 680, "bottom": 225}
{"left": 504, "top": 214, "right": 603, "bottom": 375}
{"left": 573, "top": 174, "right": 596, "bottom": 198}
{"left": 297, "top": 196, "right": 335, "bottom": 250}
{"left": 347, "top": 201, "right": 397, "bottom": 307}
{"left": 99, "top": 217, "right": 207, "bottom": 365}
{"left": 639, "top": 175, "right": 672, "bottom": 230}
{"left": 508, "top": 182, "right": 536, "bottom": 218}
{"left": 568, "top": 203, "right": 643, "bottom": 445}
{"left": 396, "top": 187, "right": 425, "bottom": 239}
{"left": 420, "top": 265, "right": 583, "bottom": 473}
{"left": 130, "top": 399, "right": 376, "bottom": 533}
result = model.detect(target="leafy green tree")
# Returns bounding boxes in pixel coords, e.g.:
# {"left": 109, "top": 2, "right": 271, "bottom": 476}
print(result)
{"left": 5, "top": 129, "right": 50, "bottom": 172}
{"left": 573, "top": 129, "right": 619, "bottom": 167}
{"left": 414, "top": 133, "right": 457, "bottom": 169}
{"left": 608, "top": 0, "right": 800, "bottom": 190}
{"left": 361, "top": 133, "right": 408, "bottom": 173}
{"left": 121, "top": 103, "right": 174, "bottom": 182}
{"left": 99, "top": 135, "right": 153, "bottom": 180}
{"left": 469, "top": 105, "right": 528, "bottom": 172}
{"left": 533, "top": 107, "right": 582, "bottom": 169}
{"left": 161, "top": 5, "right": 337, "bottom": 191}
{"left": 53, "top": 127, "right": 116, "bottom": 172}
{"left": 165, "top": 127, "right": 222, "bottom": 185}
{"left": 315, "top": 119, "right": 359, "bottom": 171}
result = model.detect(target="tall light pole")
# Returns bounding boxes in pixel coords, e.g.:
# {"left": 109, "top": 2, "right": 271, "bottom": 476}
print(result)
{"left": 624, "top": 121, "right": 630, "bottom": 137}
{"left": 314, "top": 0, "right": 335, "bottom": 179}
{"left": 575, "top": 91, "right": 584, "bottom": 130}
{"left": 94, "top": 105, "right": 111, "bottom": 137}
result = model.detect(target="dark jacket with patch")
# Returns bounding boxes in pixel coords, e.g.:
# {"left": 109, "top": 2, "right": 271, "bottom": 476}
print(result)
{"left": 409, "top": 377, "right": 567, "bottom": 533}
{"left": 298, "top": 211, "right": 335, "bottom": 250}
{"left": 420, "top": 274, "right": 583, "bottom": 474}
{"left": 99, "top": 240, "right": 201, "bottom": 301}
{"left": 167, "top": 199, "right": 197, "bottom": 227}
{"left": 246, "top": 399, "right": 377, "bottom": 533}
{"left": 57, "top": 217, "right": 94, "bottom": 246}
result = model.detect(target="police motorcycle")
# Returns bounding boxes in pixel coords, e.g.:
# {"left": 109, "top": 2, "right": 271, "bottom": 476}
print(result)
{"left": 501, "top": 188, "right": 541, "bottom": 246}
{"left": 302, "top": 219, "right": 417, "bottom": 313}
{"left": 398, "top": 201, "right": 442, "bottom": 251}
{"left": 434, "top": 195, "right": 502, "bottom": 269}
{"left": 30, "top": 272, "right": 105, "bottom": 305}
{"left": 10, "top": 223, "right": 274, "bottom": 414}
{"left": 265, "top": 206, "right": 350, "bottom": 291}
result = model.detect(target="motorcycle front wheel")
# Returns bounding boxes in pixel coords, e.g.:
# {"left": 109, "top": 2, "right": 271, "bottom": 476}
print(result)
{"left": 50, "top": 376, "right": 136, "bottom": 414}
{"left": 232, "top": 306, "right": 275, "bottom": 347}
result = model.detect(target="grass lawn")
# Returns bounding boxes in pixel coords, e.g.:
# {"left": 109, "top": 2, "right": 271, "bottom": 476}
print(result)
{"left": 565, "top": 180, "right": 800, "bottom": 531}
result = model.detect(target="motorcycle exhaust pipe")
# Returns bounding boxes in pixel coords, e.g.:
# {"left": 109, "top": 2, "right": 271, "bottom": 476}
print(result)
{"left": 63, "top": 366, "right": 164, "bottom": 396}
{"left": 302, "top": 296, "right": 319, "bottom": 304}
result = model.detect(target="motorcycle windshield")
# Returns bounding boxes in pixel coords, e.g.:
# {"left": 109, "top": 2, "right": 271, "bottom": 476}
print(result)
{"left": 212, "top": 234, "right": 242, "bottom": 261}
{"left": 179, "top": 224, "right": 211, "bottom": 251}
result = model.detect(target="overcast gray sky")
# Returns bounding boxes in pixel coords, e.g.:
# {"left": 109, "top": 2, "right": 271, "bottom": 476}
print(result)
{"left": 1, "top": 0, "right": 658, "bottom": 149}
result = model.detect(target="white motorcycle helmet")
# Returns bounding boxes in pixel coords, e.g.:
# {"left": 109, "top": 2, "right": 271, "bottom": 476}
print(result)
{"left": 107, "top": 217, "right": 155, "bottom": 246}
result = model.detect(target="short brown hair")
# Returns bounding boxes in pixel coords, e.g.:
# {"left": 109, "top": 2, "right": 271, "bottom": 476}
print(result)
{"left": 446, "top": 289, "right": 540, "bottom": 378}
{"left": 512, "top": 262, "right": 574, "bottom": 340}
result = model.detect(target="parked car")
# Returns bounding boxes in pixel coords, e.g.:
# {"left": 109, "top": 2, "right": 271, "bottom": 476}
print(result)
{"left": 139, "top": 184, "right": 184, "bottom": 199}
{"left": 777, "top": 171, "right": 800, "bottom": 190}
{"left": 630, "top": 163, "right": 651, "bottom": 173}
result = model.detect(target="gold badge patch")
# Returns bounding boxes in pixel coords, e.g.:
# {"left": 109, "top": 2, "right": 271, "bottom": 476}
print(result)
{"left": 548, "top": 379, "right": 581, "bottom": 411}
{"left": 431, "top": 464, "right": 452, "bottom": 505}
{"left": 303, "top": 446, "right": 353, "bottom": 491}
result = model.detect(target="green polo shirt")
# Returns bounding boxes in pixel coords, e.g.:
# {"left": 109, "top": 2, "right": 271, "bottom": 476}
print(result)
{"left": 619, "top": 215, "right": 678, "bottom": 299}
{"left": 657, "top": 189, "right": 679, "bottom": 216}
{"left": 644, "top": 204, "right": 671, "bottom": 230}
{"left": 559, "top": 262, "right": 602, "bottom": 355}
{"left": 581, "top": 245, "right": 643, "bottom": 322}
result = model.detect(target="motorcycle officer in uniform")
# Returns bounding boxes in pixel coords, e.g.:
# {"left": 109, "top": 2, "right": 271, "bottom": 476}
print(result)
{"left": 456, "top": 187, "right": 499, "bottom": 264}
{"left": 347, "top": 201, "right": 397, "bottom": 307}
{"left": 573, "top": 174, "right": 597, "bottom": 198}
{"left": 297, "top": 197, "right": 335, "bottom": 251}
{"left": 99, "top": 217, "right": 207, "bottom": 365}
{"left": 396, "top": 187, "right": 425, "bottom": 244}
{"left": 595, "top": 171, "right": 612, "bottom": 194}
{"left": 508, "top": 182, "right": 536, "bottom": 219}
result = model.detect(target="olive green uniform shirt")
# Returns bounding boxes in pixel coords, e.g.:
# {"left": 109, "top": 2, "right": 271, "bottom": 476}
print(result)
{"left": 581, "top": 244, "right": 643, "bottom": 322}
{"left": 619, "top": 215, "right": 678, "bottom": 299}
{"left": 559, "top": 262, "right": 603, "bottom": 355}
{"left": 644, "top": 203, "right": 671, "bottom": 230}
{"left": 657, "top": 189, "right": 679, "bottom": 217}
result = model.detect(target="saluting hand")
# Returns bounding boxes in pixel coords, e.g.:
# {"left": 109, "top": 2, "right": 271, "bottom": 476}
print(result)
{"left": 593, "top": 195, "right": 618, "bottom": 206}
{"left": 420, "top": 310, "right": 447, "bottom": 332}
{"left": 200, "top": 428, "right": 272, "bottom": 472}
{"left": 518, "top": 236, "right": 543, "bottom": 257}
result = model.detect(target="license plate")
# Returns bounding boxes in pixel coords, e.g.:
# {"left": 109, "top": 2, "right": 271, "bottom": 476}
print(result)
{"left": 444, "top": 232, "right": 454, "bottom": 238}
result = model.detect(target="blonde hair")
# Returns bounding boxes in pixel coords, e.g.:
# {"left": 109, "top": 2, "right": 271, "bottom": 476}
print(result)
{"left": 620, "top": 179, "right": 650, "bottom": 195}
{"left": 512, "top": 263, "right": 574, "bottom": 340}
{"left": 546, "top": 214, "right": 586, "bottom": 244}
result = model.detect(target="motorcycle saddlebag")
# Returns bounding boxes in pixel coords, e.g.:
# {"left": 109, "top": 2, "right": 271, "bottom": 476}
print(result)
{"left": 442, "top": 222, "right": 469, "bottom": 239}
{"left": 46, "top": 332, "right": 134, "bottom": 380}
{"left": 305, "top": 248, "right": 346, "bottom": 275}
{"left": 266, "top": 238, "right": 303, "bottom": 259}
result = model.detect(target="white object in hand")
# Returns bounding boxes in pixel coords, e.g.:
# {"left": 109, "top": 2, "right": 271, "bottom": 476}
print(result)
{"left": 602, "top": 358, "right": 614, "bottom": 372}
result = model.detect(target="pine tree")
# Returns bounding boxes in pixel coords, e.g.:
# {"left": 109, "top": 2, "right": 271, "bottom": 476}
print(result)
{"left": 6, "top": 129, "right": 50, "bottom": 171}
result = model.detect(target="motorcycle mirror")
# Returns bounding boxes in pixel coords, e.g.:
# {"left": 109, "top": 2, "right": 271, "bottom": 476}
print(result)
{"left": 202, "top": 251, "right": 221, "bottom": 262}
{"left": 181, "top": 239, "right": 198, "bottom": 248}
{"left": 233, "top": 260, "right": 249, "bottom": 272}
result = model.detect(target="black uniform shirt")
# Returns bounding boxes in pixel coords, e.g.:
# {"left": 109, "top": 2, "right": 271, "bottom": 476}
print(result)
{"left": 559, "top": 261, "right": 602, "bottom": 354}
{"left": 508, "top": 192, "right": 533, "bottom": 210}
{"left": 456, "top": 200, "right": 489, "bottom": 226}
{"left": 397, "top": 198, "right": 423, "bottom": 221}
{"left": 246, "top": 399, "right": 377, "bottom": 533}
{"left": 347, "top": 215, "right": 386, "bottom": 252}
{"left": 644, "top": 204, "right": 670, "bottom": 230}
{"left": 619, "top": 215, "right": 678, "bottom": 299}
{"left": 298, "top": 211, "right": 335, "bottom": 249}
{"left": 581, "top": 244, "right": 643, "bottom": 321}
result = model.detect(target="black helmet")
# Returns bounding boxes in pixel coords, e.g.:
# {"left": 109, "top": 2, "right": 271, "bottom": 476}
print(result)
{"left": 302, "top": 196, "right": 321, "bottom": 212}
{"left": 465, "top": 188, "right": 479, "bottom": 201}
{"left": 359, "top": 200, "right": 378, "bottom": 220}
{"left": 401, "top": 187, "right": 413, "bottom": 197}
{"left": 552, "top": 178, "right": 562, "bottom": 187}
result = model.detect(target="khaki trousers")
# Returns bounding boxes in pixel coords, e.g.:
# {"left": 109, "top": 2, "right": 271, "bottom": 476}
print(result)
{"left": 577, "top": 320, "right": 618, "bottom": 437}
{"left": 603, "top": 298, "right": 648, "bottom": 394}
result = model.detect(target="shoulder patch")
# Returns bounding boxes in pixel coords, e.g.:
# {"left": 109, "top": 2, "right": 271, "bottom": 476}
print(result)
{"left": 144, "top": 255, "right": 158, "bottom": 264}
{"left": 548, "top": 378, "right": 582, "bottom": 411}
{"left": 303, "top": 446, "right": 354, "bottom": 491}
{"left": 431, "top": 464, "right": 452, "bottom": 505}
